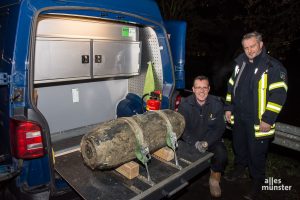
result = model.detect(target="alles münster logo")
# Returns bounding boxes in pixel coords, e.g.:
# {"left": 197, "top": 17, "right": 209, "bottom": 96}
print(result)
{"left": 262, "top": 177, "right": 292, "bottom": 191}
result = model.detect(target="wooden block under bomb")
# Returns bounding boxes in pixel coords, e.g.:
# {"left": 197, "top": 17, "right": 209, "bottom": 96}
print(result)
{"left": 153, "top": 146, "right": 174, "bottom": 161}
{"left": 115, "top": 161, "right": 139, "bottom": 179}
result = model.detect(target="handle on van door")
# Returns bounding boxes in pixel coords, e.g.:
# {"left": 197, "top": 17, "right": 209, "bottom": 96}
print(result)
{"left": 95, "top": 55, "right": 102, "bottom": 63}
{"left": 81, "top": 55, "right": 89, "bottom": 64}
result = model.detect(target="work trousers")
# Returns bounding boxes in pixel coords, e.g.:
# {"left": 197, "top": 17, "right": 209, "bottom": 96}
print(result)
{"left": 208, "top": 141, "right": 227, "bottom": 173}
{"left": 232, "top": 115, "right": 270, "bottom": 182}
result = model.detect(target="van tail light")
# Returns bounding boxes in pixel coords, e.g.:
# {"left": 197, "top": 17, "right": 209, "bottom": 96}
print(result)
{"left": 10, "top": 119, "right": 44, "bottom": 159}
{"left": 174, "top": 95, "right": 182, "bottom": 112}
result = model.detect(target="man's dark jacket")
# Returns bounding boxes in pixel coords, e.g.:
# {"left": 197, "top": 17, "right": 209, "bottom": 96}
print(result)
{"left": 178, "top": 94, "right": 225, "bottom": 147}
{"left": 224, "top": 48, "right": 288, "bottom": 139}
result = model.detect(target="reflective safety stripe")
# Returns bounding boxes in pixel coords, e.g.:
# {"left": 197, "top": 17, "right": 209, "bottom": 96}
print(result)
{"left": 266, "top": 102, "right": 282, "bottom": 113}
{"left": 269, "top": 82, "right": 288, "bottom": 92}
{"left": 234, "top": 65, "right": 240, "bottom": 76}
{"left": 254, "top": 124, "right": 275, "bottom": 138}
{"left": 230, "top": 115, "right": 234, "bottom": 125}
{"left": 258, "top": 73, "right": 268, "bottom": 120}
{"left": 229, "top": 78, "right": 234, "bottom": 86}
{"left": 226, "top": 93, "right": 231, "bottom": 102}
{"left": 255, "top": 129, "right": 275, "bottom": 137}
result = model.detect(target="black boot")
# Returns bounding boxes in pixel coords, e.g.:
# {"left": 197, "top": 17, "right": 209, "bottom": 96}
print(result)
{"left": 224, "top": 165, "right": 247, "bottom": 181}
{"left": 243, "top": 179, "right": 262, "bottom": 200}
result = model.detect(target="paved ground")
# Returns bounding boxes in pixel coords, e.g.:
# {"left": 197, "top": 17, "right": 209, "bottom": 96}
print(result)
{"left": 172, "top": 168, "right": 300, "bottom": 200}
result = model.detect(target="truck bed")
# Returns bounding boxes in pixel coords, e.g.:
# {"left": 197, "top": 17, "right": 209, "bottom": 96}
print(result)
{"left": 54, "top": 140, "right": 212, "bottom": 200}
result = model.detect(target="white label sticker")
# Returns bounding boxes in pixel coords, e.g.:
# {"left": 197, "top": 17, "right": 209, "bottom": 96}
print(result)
{"left": 72, "top": 88, "right": 79, "bottom": 103}
{"left": 129, "top": 28, "right": 136, "bottom": 37}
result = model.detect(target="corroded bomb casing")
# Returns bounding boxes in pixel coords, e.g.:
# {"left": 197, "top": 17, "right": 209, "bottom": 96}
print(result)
{"left": 80, "top": 109, "right": 185, "bottom": 170}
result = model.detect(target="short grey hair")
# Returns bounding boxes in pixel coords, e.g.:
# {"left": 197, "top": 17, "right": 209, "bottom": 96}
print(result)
{"left": 241, "top": 31, "right": 263, "bottom": 44}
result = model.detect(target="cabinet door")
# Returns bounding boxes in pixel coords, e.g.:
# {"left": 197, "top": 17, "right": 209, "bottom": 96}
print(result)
{"left": 34, "top": 38, "right": 91, "bottom": 83}
{"left": 93, "top": 40, "right": 141, "bottom": 78}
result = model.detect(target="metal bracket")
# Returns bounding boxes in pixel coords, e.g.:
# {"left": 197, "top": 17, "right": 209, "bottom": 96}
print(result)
{"left": 156, "top": 110, "right": 182, "bottom": 169}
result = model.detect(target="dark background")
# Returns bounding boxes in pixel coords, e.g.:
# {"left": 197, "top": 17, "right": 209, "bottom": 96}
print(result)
{"left": 157, "top": 0, "right": 300, "bottom": 126}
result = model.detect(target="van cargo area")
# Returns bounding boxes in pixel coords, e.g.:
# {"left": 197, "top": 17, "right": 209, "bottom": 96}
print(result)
{"left": 55, "top": 140, "right": 212, "bottom": 200}
{"left": 32, "top": 15, "right": 212, "bottom": 200}
{"left": 34, "top": 15, "right": 162, "bottom": 135}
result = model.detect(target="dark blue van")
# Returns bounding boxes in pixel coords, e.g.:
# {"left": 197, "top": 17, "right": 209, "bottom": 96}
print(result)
{"left": 0, "top": 1, "right": 212, "bottom": 199}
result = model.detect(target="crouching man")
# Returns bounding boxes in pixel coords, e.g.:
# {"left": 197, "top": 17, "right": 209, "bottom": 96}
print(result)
{"left": 178, "top": 75, "right": 227, "bottom": 197}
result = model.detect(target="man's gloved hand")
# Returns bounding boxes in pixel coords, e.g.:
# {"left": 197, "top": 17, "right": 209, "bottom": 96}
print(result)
{"left": 195, "top": 141, "right": 208, "bottom": 153}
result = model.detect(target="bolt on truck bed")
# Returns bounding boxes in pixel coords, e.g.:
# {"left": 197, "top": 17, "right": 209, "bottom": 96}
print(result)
{"left": 54, "top": 139, "right": 212, "bottom": 200}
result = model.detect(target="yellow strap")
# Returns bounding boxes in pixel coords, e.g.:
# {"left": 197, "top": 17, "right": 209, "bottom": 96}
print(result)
{"left": 52, "top": 148, "right": 55, "bottom": 164}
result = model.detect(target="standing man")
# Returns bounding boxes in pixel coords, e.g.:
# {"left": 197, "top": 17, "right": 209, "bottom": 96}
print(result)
{"left": 178, "top": 75, "right": 227, "bottom": 198}
{"left": 224, "top": 31, "right": 288, "bottom": 199}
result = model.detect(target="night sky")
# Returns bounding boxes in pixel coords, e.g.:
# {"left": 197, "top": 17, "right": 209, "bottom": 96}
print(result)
{"left": 157, "top": 0, "right": 300, "bottom": 126}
